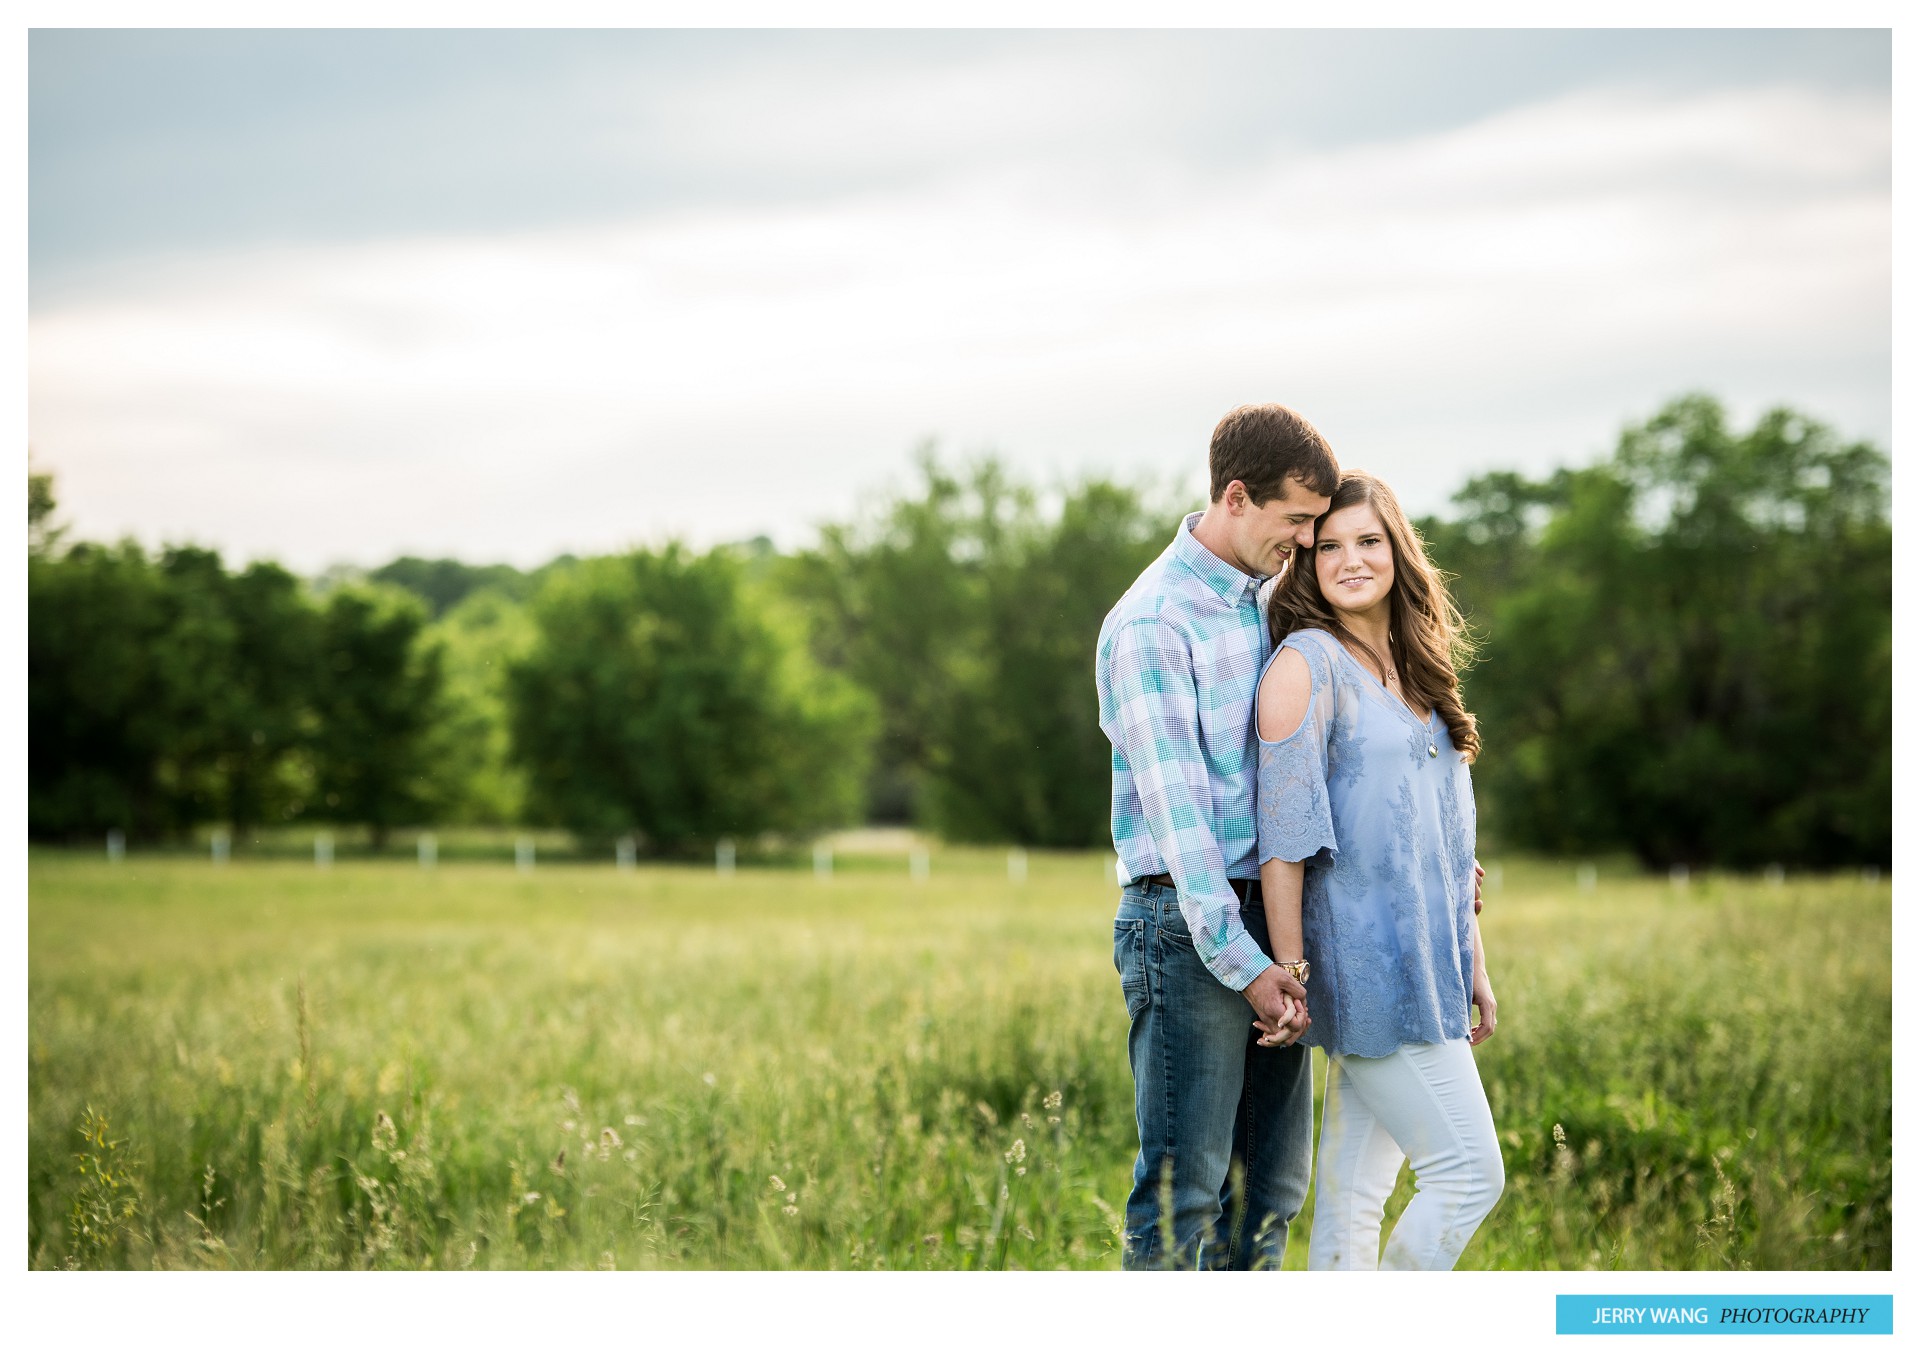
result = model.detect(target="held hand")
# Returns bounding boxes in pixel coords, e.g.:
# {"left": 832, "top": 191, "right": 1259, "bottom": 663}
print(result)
{"left": 1472, "top": 859, "right": 1486, "bottom": 915}
{"left": 1254, "top": 995, "right": 1306, "bottom": 1047}
{"left": 1468, "top": 973, "right": 1498, "bottom": 1046}
{"left": 1244, "top": 965, "right": 1309, "bottom": 1046}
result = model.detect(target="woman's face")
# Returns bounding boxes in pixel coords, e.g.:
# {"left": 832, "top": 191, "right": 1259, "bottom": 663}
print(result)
{"left": 1313, "top": 502, "right": 1396, "bottom": 620}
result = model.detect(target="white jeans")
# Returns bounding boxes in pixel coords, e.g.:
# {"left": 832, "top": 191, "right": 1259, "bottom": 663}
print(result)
{"left": 1308, "top": 1038, "right": 1504, "bottom": 1270}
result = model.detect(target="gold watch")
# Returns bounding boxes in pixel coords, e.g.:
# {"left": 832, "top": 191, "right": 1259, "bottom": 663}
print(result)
{"left": 1275, "top": 959, "right": 1310, "bottom": 984}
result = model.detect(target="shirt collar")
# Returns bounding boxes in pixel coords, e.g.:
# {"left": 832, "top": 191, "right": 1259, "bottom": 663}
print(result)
{"left": 1173, "top": 510, "right": 1263, "bottom": 605}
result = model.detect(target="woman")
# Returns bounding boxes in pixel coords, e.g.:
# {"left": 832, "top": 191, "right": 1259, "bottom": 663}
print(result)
{"left": 1251, "top": 469, "right": 1503, "bottom": 1271}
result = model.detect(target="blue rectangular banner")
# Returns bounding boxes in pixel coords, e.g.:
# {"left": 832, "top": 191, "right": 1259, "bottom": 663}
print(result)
{"left": 1556, "top": 1296, "right": 1891, "bottom": 1335}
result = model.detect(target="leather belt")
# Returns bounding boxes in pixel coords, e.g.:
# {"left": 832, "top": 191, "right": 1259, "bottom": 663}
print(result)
{"left": 1142, "top": 873, "right": 1260, "bottom": 900}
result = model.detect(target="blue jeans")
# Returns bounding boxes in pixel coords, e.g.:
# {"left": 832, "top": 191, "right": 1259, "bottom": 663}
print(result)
{"left": 1113, "top": 878, "right": 1314, "bottom": 1270}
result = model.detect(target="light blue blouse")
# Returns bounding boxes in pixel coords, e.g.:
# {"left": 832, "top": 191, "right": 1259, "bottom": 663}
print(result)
{"left": 1255, "top": 627, "right": 1477, "bottom": 1059}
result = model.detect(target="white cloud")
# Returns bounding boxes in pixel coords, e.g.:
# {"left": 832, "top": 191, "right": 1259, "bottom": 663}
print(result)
{"left": 29, "top": 82, "right": 1889, "bottom": 571}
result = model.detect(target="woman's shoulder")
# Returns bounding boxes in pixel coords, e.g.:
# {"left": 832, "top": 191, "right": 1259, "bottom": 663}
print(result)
{"left": 1280, "top": 626, "right": 1338, "bottom": 650}
{"left": 1278, "top": 626, "right": 1343, "bottom": 668}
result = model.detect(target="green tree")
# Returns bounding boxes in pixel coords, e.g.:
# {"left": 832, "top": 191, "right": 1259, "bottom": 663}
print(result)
{"left": 309, "top": 585, "right": 445, "bottom": 849}
{"left": 369, "top": 556, "right": 533, "bottom": 618}
{"left": 153, "top": 548, "right": 321, "bottom": 838}
{"left": 29, "top": 539, "right": 179, "bottom": 838}
{"left": 507, "top": 545, "right": 872, "bottom": 853}
{"left": 419, "top": 586, "right": 536, "bottom": 825}
{"left": 29, "top": 465, "right": 62, "bottom": 555}
{"left": 1436, "top": 395, "right": 1890, "bottom": 869}
{"left": 788, "top": 454, "right": 1178, "bottom": 845}
{"left": 783, "top": 450, "right": 991, "bottom": 822}
{"left": 926, "top": 479, "right": 1178, "bottom": 845}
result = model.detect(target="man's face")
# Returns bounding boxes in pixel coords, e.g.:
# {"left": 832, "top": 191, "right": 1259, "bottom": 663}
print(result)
{"left": 1228, "top": 477, "right": 1331, "bottom": 578}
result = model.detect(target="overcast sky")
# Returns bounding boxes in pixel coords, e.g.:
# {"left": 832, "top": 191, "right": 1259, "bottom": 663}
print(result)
{"left": 28, "top": 28, "right": 1892, "bottom": 572}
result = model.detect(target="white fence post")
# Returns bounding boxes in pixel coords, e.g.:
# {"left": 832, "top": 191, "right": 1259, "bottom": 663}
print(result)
{"left": 315, "top": 831, "right": 333, "bottom": 869}
{"left": 1669, "top": 863, "right": 1690, "bottom": 889}
{"left": 813, "top": 843, "right": 832, "bottom": 881}
{"left": 1575, "top": 863, "right": 1597, "bottom": 892}
{"left": 910, "top": 846, "right": 929, "bottom": 882}
{"left": 211, "top": 828, "right": 230, "bottom": 865}
{"left": 616, "top": 834, "right": 636, "bottom": 872}
{"left": 106, "top": 829, "right": 125, "bottom": 863}
{"left": 418, "top": 833, "right": 437, "bottom": 870}
{"left": 1008, "top": 847, "right": 1028, "bottom": 884}
{"left": 515, "top": 836, "right": 535, "bottom": 873}
{"left": 1487, "top": 863, "right": 1503, "bottom": 893}
{"left": 1763, "top": 863, "right": 1784, "bottom": 885}
{"left": 716, "top": 839, "right": 736, "bottom": 877}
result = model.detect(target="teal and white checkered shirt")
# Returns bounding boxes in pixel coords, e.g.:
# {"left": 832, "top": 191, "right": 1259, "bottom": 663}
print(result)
{"left": 1096, "top": 511, "right": 1274, "bottom": 992}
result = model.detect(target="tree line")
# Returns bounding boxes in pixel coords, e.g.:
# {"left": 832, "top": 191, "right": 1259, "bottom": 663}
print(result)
{"left": 26, "top": 394, "right": 1890, "bottom": 868}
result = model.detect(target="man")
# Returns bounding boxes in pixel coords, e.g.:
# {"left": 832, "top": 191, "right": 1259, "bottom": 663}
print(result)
{"left": 1095, "top": 402, "right": 1338, "bottom": 1270}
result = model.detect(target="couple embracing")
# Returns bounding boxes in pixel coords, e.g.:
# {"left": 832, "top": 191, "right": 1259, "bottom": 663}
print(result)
{"left": 1096, "top": 403, "right": 1503, "bottom": 1271}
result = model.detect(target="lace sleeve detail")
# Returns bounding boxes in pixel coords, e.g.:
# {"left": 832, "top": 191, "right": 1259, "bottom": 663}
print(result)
{"left": 1256, "top": 636, "right": 1339, "bottom": 865}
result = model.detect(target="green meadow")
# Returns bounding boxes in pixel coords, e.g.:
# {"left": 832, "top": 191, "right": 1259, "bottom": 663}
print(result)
{"left": 27, "top": 848, "right": 1890, "bottom": 1271}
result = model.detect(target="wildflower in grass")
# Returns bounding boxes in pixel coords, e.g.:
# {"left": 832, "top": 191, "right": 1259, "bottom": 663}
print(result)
{"left": 768, "top": 1174, "right": 786, "bottom": 1192}
{"left": 783, "top": 1204, "right": 799, "bottom": 1218}
{"left": 787, "top": 1191, "right": 797, "bottom": 1204}
{"left": 372, "top": 1110, "right": 397, "bottom": 1152}
{"left": 523, "top": 1191, "right": 542, "bottom": 1205}
{"left": 702, "top": 1072, "right": 717, "bottom": 1087}
{"left": 1017, "top": 1225, "right": 1035, "bottom": 1242}
{"left": 1043, "top": 1090, "right": 1062, "bottom": 1111}
{"left": 550, "top": 1147, "right": 567, "bottom": 1175}
{"left": 624, "top": 1114, "right": 644, "bottom": 1126}
{"left": 601, "top": 1127, "right": 622, "bottom": 1149}
{"left": 1004, "top": 1138, "right": 1026, "bottom": 1166}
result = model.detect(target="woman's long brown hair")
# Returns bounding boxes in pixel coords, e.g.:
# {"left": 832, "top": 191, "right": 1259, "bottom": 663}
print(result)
{"left": 1267, "top": 470, "right": 1481, "bottom": 762}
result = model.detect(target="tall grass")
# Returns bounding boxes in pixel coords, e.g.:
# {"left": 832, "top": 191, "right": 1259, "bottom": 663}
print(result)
{"left": 27, "top": 851, "right": 1888, "bottom": 1270}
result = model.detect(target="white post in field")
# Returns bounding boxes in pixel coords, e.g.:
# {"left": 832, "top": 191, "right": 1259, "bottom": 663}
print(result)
{"left": 515, "top": 836, "right": 535, "bottom": 873}
{"left": 813, "top": 843, "right": 832, "bottom": 881}
{"left": 616, "top": 834, "right": 636, "bottom": 872}
{"left": 1669, "top": 864, "right": 1690, "bottom": 890}
{"left": 418, "top": 833, "right": 437, "bottom": 870}
{"left": 1575, "top": 863, "right": 1597, "bottom": 892}
{"left": 910, "top": 846, "right": 930, "bottom": 883}
{"left": 1008, "top": 847, "right": 1028, "bottom": 884}
{"left": 314, "top": 831, "right": 333, "bottom": 869}
{"left": 1488, "top": 863, "right": 1503, "bottom": 893}
{"left": 106, "top": 829, "right": 125, "bottom": 863}
{"left": 1763, "top": 863, "right": 1785, "bottom": 885}
{"left": 716, "top": 839, "right": 736, "bottom": 877}
{"left": 211, "top": 828, "right": 230, "bottom": 865}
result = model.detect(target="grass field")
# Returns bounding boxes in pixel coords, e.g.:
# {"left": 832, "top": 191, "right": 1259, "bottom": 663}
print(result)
{"left": 26, "top": 847, "right": 1891, "bottom": 1270}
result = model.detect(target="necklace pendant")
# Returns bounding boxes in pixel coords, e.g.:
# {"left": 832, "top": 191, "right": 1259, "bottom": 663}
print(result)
{"left": 1427, "top": 743, "right": 1438, "bottom": 759}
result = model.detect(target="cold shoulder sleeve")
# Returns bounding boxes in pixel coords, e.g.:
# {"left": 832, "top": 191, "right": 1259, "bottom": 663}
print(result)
{"left": 1256, "top": 633, "right": 1339, "bottom": 866}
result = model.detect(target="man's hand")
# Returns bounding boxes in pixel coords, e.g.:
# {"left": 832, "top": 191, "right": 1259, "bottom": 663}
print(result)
{"left": 1243, "top": 965, "right": 1309, "bottom": 1045}
{"left": 1472, "top": 858, "right": 1486, "bottom": 914}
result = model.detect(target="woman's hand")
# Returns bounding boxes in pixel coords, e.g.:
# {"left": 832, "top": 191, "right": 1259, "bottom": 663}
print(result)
{"left": 1254, "top": 994, "right": 1304, "bottom": 1048}
{"left": 1468, "top": 971, "right": 1498, "bottom": 1046}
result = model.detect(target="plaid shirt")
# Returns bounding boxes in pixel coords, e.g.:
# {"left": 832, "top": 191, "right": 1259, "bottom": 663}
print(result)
{"left": 1096, "top": 511, "right": 1274, "bottom": 992}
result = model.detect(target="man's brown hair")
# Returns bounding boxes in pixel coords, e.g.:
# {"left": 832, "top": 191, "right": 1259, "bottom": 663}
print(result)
{"left": 1208, "top": 403, "right": 1339, "bottom": 504}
